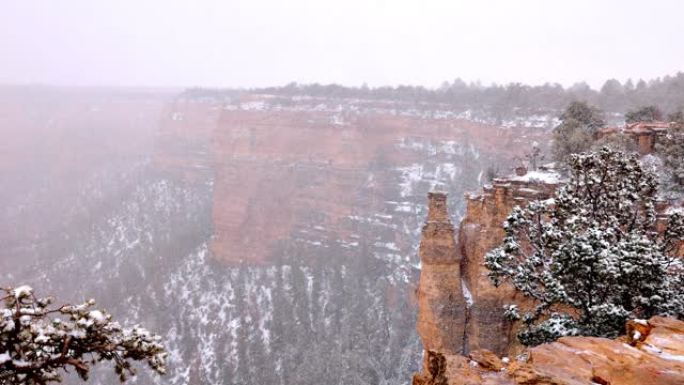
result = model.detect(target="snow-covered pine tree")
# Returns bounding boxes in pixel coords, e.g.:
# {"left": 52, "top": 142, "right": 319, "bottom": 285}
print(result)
{"left": 0, "top": 286, "right": 166, "bottom": 384}
{"left": 485, "top": 147, "right": 684, "bottom": 346}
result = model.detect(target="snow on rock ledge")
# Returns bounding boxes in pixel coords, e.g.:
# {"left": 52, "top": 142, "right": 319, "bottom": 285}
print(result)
{"left": 413, "top": 316, "right": 684, "bottom": 385}
{"left": 508, "top": 170, "right": 562, "bottom": 184}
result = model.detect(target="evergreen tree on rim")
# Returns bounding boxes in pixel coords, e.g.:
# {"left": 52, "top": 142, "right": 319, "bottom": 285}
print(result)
{"left": 485, "top": 147, "right": 684, "bottom": 346}
{"left": 551, "top": 101, "right": 605, "bottom": 166}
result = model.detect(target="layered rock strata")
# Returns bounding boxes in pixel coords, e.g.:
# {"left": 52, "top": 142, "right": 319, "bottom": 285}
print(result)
{"left": 202, "top": 101, "right": 551, "bottom": 265}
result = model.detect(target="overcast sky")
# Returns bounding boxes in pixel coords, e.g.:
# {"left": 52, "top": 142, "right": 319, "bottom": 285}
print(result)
{"left": 1, "top": 0, "right": 682, "bottom": 89}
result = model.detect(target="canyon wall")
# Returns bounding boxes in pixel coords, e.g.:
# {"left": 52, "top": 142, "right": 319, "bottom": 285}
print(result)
{"left": 4, "top": 87, "right": 680, "bottom": 385}
{"left": 191, "top": 96, "right": 552, "bottom": 266}
{"left": 149, "top": 95, "right": 557, "bottom": 384}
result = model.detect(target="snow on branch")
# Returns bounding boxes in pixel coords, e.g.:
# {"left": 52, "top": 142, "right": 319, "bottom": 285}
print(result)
{"left": 0, "top": 285, "right": 167, "bottom": 384}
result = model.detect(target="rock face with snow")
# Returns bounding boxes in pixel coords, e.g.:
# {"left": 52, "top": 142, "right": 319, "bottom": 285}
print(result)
{"left": 412, "top": 316, "right": 684, "bottom": 385}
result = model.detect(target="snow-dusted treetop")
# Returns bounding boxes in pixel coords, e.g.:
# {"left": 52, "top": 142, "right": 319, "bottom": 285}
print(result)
{"left": 0, "top": 285, "right": 167, "bottom": 384}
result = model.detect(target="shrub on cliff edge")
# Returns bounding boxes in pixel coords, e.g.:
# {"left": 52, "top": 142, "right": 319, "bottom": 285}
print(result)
{"left": 485, "top": 147, "right": 684, "bottom": 346}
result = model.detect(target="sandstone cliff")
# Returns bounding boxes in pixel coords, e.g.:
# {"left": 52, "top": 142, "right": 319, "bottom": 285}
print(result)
{"left": 413, "top": 316, "right": 684, "bottom": 385}
{"left": 206, "top": 105, "right": 549, "bottom": 265}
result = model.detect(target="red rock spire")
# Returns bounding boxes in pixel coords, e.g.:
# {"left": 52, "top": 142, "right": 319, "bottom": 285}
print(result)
{"left": 416, "top": 192, "right": 466, "bottom": 358}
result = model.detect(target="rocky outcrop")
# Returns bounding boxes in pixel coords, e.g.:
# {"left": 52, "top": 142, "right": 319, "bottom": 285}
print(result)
{"left": 415, "top": 173, "right": 562, "bottom": 358}
{"left": 416, "top": 192, "right": 466, "bottom": 355}
{"left": 597, "top": 121, "right": 670, "bottom": 155}
{"left": 415, "top": 170, "right": 684, "bottom": 360}
{"left": 413, "top": 316, "right": 684, "bottom": 385}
